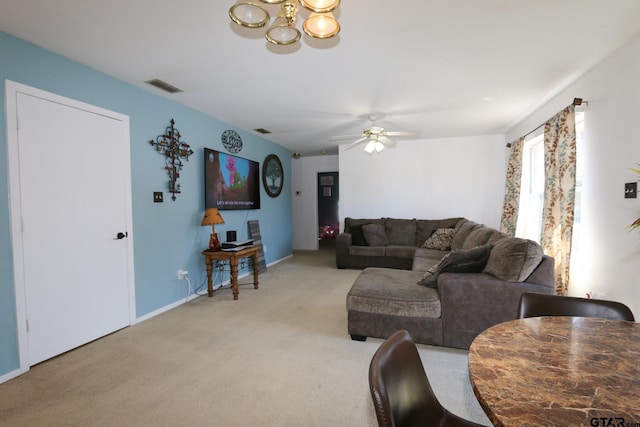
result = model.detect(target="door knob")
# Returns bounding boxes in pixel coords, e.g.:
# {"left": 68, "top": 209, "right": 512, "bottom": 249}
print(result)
{"left": 114, "top": 232, "right": 128, "bottom": 240}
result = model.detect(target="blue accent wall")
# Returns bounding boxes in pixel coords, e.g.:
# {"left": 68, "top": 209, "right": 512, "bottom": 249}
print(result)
{"left": 0, "top": 31, "right": 292, "bottom": 376}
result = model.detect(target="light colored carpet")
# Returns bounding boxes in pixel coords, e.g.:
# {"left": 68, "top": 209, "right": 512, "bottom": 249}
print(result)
{"left": 0, "top": 244, "right": 492, "bottom": 426}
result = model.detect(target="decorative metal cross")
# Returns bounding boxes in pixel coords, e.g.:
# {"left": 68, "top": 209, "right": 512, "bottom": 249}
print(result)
{"left": 149, "top": 119, "right": 193, "bottom": 201}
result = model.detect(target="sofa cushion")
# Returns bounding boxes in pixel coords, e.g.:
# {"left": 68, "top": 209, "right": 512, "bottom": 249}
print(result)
{"left": 487, "top": 231, "right": 508, "bottom": 244}
{"left": 418, "top": 244, "right": 493, "bottom": 288}
{"left": 349, "top": 224, "right": 368, "bottom": 246}
{"left": 412, "top": 256, "right": 442, "bottom": 273}
{"left": 450, "top": 221, "right": 479, "bottom": 250}
{"left": 347, "top": 268, "right": 441, "bottom": 318}
{"left": 350, "top": 245, "right": 385, "bottom": 256}
{"left": 462, "top": 226, "right": 496, "bottom": 249}
{"left": 344, "top": 217, "right": 383, "bottom": 234}
{"left": 363, "top": 223, "right": 388, "bottom": 246}
{"left": 384, "top": 218, "right": 417, "bottom": 246}
{"left": 412, "top": 248, "right": 450, "bottom": 272}
{"left": 415, "top": 218, "right": 464, "bottom": 246}
{"left": 414, "top": 247, "right": 451, "bottom": 260}
{"left": 385, "top": 245, "right": 417, "bottom": 259}
{"left": 422, "top": 228, "right": 456, "bottom": 250}
{"left": 483, "top": 238, "right": 544, "bottom": 282}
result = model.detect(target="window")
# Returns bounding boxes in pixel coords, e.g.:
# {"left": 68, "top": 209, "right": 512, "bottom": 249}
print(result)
{"left": 515, "top": 111, "right": 584, "bottom": 244}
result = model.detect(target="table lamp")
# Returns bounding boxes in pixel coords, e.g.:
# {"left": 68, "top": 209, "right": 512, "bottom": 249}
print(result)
{"left": 201, "top": 208, "right": 225, "bottom": 250}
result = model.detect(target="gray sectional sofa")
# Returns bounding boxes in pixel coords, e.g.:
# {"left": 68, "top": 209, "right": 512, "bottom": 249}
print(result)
{"left": 339, "top": 217, "right": 555, "bottom": 349}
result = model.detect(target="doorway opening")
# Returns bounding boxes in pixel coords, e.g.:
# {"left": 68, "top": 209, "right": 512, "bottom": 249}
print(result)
{"left": 317, "top": 172, "right": 339, "bottom": 250}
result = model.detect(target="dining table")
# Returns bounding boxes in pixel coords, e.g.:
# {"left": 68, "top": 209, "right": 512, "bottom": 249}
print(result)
{"left": 468, "top": 316, "right": 640, "bottom": 427}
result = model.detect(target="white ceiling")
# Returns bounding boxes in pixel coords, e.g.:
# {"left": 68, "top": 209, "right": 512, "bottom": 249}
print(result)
{"left": 2, "top": 1, "right": 640, "bottom": 156}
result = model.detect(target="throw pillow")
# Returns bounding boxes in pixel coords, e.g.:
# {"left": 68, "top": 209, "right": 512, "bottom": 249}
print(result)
{"left": 362, "top": 223, "right": 388, "bottom": 246}
{"left": 384, "top": 218, "right": 417, "bottom": 246}
{"left": 422, "top": 228, "right": 456, "bottom": 250}
{"left": 483, "top": 238, "right": 544, "bottom": 282}
{"left": 349, "top": 224, "right": 368, "bottom": 246}
{"left": 418, "top": 244, "right": 494, "bottom": 288}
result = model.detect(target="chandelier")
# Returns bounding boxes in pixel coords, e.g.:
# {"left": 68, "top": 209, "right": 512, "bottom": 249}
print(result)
{"left": 229, "top": 0, "right": 340, "bottom": 45}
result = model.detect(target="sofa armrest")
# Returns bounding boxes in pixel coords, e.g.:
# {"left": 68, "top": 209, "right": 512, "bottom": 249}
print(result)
{"left": 336, "top": 233, "right": 352, "bottom": 268}
{"left": 438, "top": 272, "right": 555, "bottom": 348}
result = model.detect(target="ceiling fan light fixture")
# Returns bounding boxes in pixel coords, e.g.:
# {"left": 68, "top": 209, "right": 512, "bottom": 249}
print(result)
{"left": 364, "top": 141, "right": 376, "bottom": 154}
{"left": 299, "top": 0, "right": 340, "bottom": 13}
{"left": 303, "top": 12, "right": 340, "bottom": 39}
{"left": 333, "top": 115, "right": 418, "bottom": 154}
{"left": 229, "top": 2, "right": 270, "bottom": 28}
{"left": 364, "top": 139, "right": 385, "bottom": 154}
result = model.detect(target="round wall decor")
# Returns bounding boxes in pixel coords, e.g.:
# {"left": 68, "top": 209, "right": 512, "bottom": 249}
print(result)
{"left": 221, "top": 130, "right": 243, "bottom": 153}
{"left": 262, "top": 154, "right": 283, "bottom": 198}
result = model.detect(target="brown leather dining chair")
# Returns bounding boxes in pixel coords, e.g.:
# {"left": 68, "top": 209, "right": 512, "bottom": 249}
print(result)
{"left": 517, "top": 292, "right": 635, "bottom": 321}
{"left": 368, "top": 330, "right": 485, "bottom": 427}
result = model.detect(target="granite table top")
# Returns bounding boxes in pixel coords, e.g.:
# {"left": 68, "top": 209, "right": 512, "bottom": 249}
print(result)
{"left": 468, "top": 316, "right": 640, "bottom": 427}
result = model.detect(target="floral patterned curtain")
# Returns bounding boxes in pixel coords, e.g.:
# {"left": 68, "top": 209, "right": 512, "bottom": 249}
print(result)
{"left": 499, "top": 137, "right": 525, "bottom": 236}
{"left": 541, "top": 105, "right": 576, "bottom": 296}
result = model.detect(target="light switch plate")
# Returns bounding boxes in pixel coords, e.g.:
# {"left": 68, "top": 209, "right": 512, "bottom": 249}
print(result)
{"left": 625, "top": 182, "right": 637, "bottom": 199}
{"left": 154, "top": 192, "right": 164, "bottom": 203}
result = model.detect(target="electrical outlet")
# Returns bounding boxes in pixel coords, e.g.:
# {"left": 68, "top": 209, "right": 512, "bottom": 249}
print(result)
{"left": 154, "top": 192, "right": 163, "bottom": 203}
{"left": 177, "top": 269, "right": 189, "bottom": 280}
{"left": 263, "top": 245, "right": 268, "bottom": 253}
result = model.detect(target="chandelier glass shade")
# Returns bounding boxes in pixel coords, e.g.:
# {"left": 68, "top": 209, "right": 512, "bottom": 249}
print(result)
{"left": 229, "top": 0, "right": 340, "bottom": 45}
{"left": 229, "top": 3, "right": 271, "bottom": 27}
{"left": 303, "top": 12, "right": 339, "bottom": 38}
{"left": 266, "top": 16, "right": 302, "bottom": 45}
{"left": 298, "top": 0, "right": 339, "bottom": 13}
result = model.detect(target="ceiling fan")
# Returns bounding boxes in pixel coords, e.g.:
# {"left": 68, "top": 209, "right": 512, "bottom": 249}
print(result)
{"left": 329, "top": 115, "right": 421, "bottom": 154}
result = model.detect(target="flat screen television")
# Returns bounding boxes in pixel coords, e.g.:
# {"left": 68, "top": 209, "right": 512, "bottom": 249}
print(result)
{"left": 204, "top": 148, "right": 261, "bottom": 210}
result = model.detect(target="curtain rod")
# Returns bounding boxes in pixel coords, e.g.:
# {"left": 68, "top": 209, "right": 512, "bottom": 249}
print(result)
{"left": 506, "top": 98, "right": 587, "bottom": 147}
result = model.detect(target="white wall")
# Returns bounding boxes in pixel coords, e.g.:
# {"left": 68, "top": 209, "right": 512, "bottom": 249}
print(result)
{"left": 506, "top": 34, "right": 640, "bottom": 317}
{"left": 339, "top": 135, "right": 506, "bottom": 229}
{"left": 291, "top": 154, "right": 339, "bottom": 250}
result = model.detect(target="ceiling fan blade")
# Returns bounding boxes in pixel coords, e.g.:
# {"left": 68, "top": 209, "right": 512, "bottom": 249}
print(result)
{"left": 342, "top": 136, "right": 369, "bottom": 150}
{"left": 379, "top": 135, "right": 397, "bottom": 147}
{"left": 385, "top": 131, "right": 421, "bottom": 137}
{"left": 329, "top": 134, "right": 365, "bottom": 141}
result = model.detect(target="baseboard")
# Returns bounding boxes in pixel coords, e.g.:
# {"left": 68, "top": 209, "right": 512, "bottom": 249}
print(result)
{"left": 0, "top": 367, "right": 25, "bottom": 384}
{"left": 268, "top": 254, "right": 292, "bottom": 267}
{"left": 136, "top": 253, "right": 292, "bottom": 324}
{"left": 135, "top": 292, "right": 201, "bottom": 323}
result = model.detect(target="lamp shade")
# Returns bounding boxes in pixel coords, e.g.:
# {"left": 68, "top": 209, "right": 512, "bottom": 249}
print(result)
{"left": 201, "top": 208, "right": 225, "bottom": 226}
{"left": 303, "top": 12, "right": 339, "bottom": 39}
{"left": 229, "top": 2, "right": 270, "bottom": 28}
{"left": 299, "top": 0, "right": 339, "bottom": 13}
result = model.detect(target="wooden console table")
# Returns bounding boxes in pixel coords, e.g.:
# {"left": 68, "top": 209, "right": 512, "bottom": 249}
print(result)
{"left": 202, "top": 246, "right": 260, "bottom": 300}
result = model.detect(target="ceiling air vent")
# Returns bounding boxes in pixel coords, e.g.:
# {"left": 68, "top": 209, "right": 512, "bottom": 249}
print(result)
{"left": 145, "top": 79, "right": 183, "bottom": 94}
{"left": 254, "top": 128, "right": 271, "bottom": 134}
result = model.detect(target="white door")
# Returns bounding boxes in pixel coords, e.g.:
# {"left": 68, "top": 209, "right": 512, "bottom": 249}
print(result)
{"left": 7, "top": 82, "right": 135, "bottom": 366}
